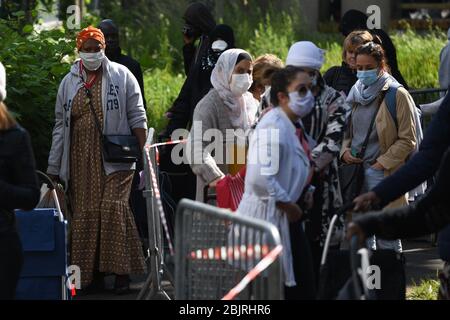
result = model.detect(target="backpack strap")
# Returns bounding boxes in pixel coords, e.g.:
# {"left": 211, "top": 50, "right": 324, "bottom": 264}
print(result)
{"left": 384, "top": 82, "right": 403, "bottom": 129}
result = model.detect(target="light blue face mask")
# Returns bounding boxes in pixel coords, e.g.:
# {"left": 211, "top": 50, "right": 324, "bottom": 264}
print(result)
{"left": 357, "top": 68, "right": 379, "bottom": 86}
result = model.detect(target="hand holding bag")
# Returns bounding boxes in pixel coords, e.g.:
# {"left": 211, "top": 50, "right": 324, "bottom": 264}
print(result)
{"left": 339, "top": 104, "right": 378, "bottom": 204}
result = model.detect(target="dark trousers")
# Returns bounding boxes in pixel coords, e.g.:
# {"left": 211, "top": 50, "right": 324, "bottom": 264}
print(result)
{"left": 0, "top": 231, "right": 23, "bottom": 300}
{"left": 284, "top": 221, "right": 317, "bottom": 300}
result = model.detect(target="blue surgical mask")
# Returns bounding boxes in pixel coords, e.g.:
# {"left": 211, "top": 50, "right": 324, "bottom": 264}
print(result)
{"left": 357, "top": 68, "right": 379, "bottom": 86}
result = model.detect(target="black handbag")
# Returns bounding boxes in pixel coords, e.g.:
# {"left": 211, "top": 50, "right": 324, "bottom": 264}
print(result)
{"left": 338, "top": 103, "right": 379, "bottom": 204}
{"left": 85, "top": 88, "right": 140, "bottom": 163}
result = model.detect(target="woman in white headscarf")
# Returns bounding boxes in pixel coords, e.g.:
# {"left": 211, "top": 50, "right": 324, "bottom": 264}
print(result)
{"left": 187, "top": 49, "right": 256, "bottom": 202}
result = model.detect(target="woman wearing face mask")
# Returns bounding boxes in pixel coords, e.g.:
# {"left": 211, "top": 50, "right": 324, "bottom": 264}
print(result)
{"left": 285, "top": 41, "right": 351, "bottom": 279}
{"left": 187, "top": 49, "right": 255, "bottom": 202}
{"left": 324, "top": 30, "right": 374, "bottom": 96}
{"left": 343, "top": 42, "right": 417, "bottom": 258}
{"left": 47, "top": 27, "right": 147, "bottom": 294}
{"left": 235, "top": 67, "right": 314, "bottom": 299}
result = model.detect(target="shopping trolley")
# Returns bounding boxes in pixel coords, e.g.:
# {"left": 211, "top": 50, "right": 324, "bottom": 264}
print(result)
{"left": 15, "top": 171, "right": 70, "bottom": 300}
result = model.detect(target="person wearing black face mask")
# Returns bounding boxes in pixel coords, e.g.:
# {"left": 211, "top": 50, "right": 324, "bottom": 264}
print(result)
{"left": 166, "top": 24, "right": 235, "bottom": 136}
{"left": 98, "top": 19, "right": 146, "bottom": 109}
{"left": 182, "top": 2, "right": 216, "bottom": 76}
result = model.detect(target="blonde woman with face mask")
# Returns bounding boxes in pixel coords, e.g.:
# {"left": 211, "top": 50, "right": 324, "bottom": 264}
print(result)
{"left": 47, "top": 26, "right": 147, "bottom": 294}
{"left": 187, "top": 49, "right": 255, "bottom": 202}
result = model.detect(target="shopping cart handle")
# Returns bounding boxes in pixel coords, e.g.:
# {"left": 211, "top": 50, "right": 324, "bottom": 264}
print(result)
{"left": 36, "top": 170, "right": 56, "bottom": 190}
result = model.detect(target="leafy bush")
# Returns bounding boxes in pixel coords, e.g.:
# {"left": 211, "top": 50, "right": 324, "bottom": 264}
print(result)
{"left": 144, "top": 68, "right": 185, "bottom": 133}
{"left": 0, "top": 18, "right": 75, "bottom": 170}
{"left": 407, "top": 278, "right": 440, "bottom": 300}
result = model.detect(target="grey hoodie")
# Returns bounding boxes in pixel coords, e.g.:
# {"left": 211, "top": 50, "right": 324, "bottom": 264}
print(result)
{"left": 47, "top": 58, "right": 147, "bottom": 186}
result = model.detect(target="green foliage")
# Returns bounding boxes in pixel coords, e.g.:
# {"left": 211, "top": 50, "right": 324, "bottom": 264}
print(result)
{"left": 407, "top": 278, "right": 440, "bottom": 300}
{"left": 0, "top": 19, "right": 74, "bottom": 170}
{"left": 392, "top": 29, "right": 446, "bottom": 89}
{"left": 247, "top": 13, "right": 295, "bottom": 59}
{"left": 144, "top": 69, "right": 185, "bottom": 133}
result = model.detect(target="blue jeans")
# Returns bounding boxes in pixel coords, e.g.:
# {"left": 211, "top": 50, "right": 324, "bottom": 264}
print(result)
{"left": 364, "top": 167, "right": 403, "bottom": 253}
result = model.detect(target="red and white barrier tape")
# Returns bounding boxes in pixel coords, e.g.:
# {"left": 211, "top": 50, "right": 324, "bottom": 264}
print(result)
{"left": 144, "top": 145, "right": 174, "bottom": 256}
{"left": 189, "top": 244, "right": 271, "bottom": 261}
{"left": 149, "top": 139, "right": 187, "bottom": 149}
{"left": 222, "top": 245, "right": 283, "bottom": 300}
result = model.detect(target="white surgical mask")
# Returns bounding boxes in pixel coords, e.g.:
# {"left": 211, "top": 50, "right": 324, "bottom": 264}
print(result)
{"left": 79, "top": 50, "right": 105, "bottom": 71}
{"left": 230, "top": 73, "right": 253, "bottom": 97}
{"left": 288, "top": 90, "right": 315, "bottom": 118}
{"left": 212, "top": 40, "right": 228, "bottom": 52}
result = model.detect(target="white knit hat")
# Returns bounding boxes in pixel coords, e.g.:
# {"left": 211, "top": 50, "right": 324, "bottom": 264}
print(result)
{"left": 0, "top": 62, "right": 6, "bottom": 102}
{"left": 286, "top": 41, "right": 325, "bottom": 70}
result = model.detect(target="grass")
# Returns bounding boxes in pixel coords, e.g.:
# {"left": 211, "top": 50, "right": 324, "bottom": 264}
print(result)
{"left": 407, "top": 278, "right": 440, "bottom": 300}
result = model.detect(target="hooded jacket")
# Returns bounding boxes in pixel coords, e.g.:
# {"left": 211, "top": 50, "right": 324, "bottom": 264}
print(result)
{"left": 47, "top": 58, "right": 147, "bottom": 187}
{"left": 182, "top": 2, "right": 216, "bottom": 76}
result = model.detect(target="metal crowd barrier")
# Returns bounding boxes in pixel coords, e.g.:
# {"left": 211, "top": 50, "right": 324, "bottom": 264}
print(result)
{"left": 410, "top": 88, "right": 447, "bottom": 130}
{"left": 409, "top": 88, "right": 447, "bottom": 104}
{"left": 137, "top": 128, "right": 174, "bottom": 300}
{"left": 175, "top": 199, "right": 283, "bottom": 300}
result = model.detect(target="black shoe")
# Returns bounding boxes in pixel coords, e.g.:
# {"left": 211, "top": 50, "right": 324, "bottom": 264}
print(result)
{"left": 114, "top": 275, "right": 131, "bottom": 295}
{"left": 77, "top": 274, "right": 106, "bottom": 296}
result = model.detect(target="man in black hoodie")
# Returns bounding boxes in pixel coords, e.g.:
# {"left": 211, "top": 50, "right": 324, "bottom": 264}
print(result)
{"left": 340, "top": 9, "right": 409, "bottom": 90}
{"left": 182, "top": 2, "right": 216, "bottom": 76}
{"left": 98, "top": 19, "right": 146, "bottom": 109}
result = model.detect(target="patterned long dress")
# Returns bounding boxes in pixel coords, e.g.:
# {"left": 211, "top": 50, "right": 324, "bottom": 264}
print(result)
{"left": 69, "top": 75, "right": 146, "bottom": 288}
{"left": 302, "top": 84, "right": 351, "bottom": 249}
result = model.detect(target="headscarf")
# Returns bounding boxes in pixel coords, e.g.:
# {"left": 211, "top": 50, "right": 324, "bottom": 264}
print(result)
{"left": 183, "top": 2, "right": 216, "bottom": 35}
{"left": 76, "top": 26, "right": 106, "bottom": 50}
{"left": 286, "top": 41, "right": 325, "bottom": 71}
{"left": 201, "top": 24, "right": 235, "bottom": 72}
{"left": 0, "top": 62, "right": 6, "bottom": 102}
{"left": 211, "top": 49, "right": 254, "bottom": 129}
{"left": 346, "top": 72, "right": 398, "bottom": 106}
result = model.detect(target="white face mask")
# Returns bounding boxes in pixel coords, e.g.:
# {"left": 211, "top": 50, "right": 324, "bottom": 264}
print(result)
{"left": 230, "top": 73, "right": 253, "bottom": 97}
{"left": 288, "top": 90, "right": 315, "bottom": 118}
{"left": 212, "top": 40, "right": 228, "bottom": 52}
{"left": 79, "top": 50, "right": 105, "bottom": 71}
